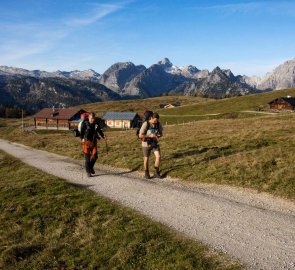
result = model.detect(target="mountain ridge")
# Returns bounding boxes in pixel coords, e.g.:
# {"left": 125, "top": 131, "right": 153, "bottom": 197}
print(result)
{"left": 1, "top": 57, "right": 295, "bottom": 111}
{"left": 0, "top": 75, "right": 120, "bottom": 113}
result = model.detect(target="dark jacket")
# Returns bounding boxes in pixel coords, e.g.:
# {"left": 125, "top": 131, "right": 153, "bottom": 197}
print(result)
{"left": 80, "top": 120, "right": 105, "bottom": 141}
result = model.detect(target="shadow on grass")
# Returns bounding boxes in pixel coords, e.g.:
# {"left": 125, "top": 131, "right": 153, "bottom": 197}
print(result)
{"left": 162, "top": 146, "right": 236, "bottom": 178}
{"left": 172, "top": 145, "right": 233, "bottom": 159}
{"left": 3, "top": 243, "right": 45, "bottom": 263}
{"left": 201, "top": 148, "right": 237, "bottom": 162}
{"left": 161, "top": 164, "right": 188, "bottom": 178}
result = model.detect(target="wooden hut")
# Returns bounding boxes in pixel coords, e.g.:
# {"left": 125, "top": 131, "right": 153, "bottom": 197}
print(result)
{"left": 268, "top": 96, "right": 295, "bottom": 111}
{"left": 159, "top": 102, "right": 181, "bottom": 109}
{"left": 102, "top": 112, "right": 140, "bottom": 129}
{"left": 33, "top": 108, "right": 86, "bottom": 130}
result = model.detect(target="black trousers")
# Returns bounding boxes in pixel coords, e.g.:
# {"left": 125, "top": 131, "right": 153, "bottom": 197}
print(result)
{"left": 84, "top": 153, "right": 98, "bottom": 173}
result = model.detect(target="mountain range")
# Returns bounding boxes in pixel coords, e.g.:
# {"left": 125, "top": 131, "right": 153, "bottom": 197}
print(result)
{"left": 0, "top": 75, "right": 120, "bottom": 113}
{"left": 242, "top": 58, "right": 295, "bottom": 90}
{"left": 1, "top": 57, "right": 295, "bottom": 112}
{"left": 0, "top": 66, "right": 101, "bottom": 81}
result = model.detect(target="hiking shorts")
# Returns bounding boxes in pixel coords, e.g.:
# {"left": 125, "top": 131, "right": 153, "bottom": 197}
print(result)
{"left": 142, "top": 145, "right": 161, "bottom": 157}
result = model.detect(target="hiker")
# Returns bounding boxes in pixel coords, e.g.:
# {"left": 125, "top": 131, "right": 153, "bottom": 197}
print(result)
{"left": 80, "top": 112, "right": 107, "bottom": 177}
{"left": 139, "top": 112, "right": 163, "bottom": 179}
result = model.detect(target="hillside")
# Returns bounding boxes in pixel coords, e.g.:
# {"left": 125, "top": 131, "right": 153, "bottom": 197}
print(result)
{"left": 73, "top": 96, "right": 212, "bottom": 116}
{"left": 72, "top": 88, "right": 295, "bottom": 121}
{"left": 159, "top": 88, "right": 295, "bottom": 116}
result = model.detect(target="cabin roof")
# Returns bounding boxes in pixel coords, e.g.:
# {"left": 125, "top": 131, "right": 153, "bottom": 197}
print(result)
{"left": 33, "top": 108, "right": 84, "bottom": 120}
{"left": 102, "top": 112, "right": 138, "bottom": 121}
{"left": 268, "top": 97, "right": 295, "bottom": 106}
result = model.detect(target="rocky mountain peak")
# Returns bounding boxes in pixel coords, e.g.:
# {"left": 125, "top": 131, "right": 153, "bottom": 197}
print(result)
{"left": 184, "top": 65, "right": 200, "bottom": 73}
{"left": 211, "top": 66, "right": 223, "bottom": 74}
{"left": 99, "top": 61, "right": 146, "bottom": 94}
{"left": 105, "top": 62, "right": 135, "bottom": 72}
{"left": 246, "top": 57, "right": 295, "bottom": 90}
{"left": 158, "top": 58, "right": 173, "bottom": 67}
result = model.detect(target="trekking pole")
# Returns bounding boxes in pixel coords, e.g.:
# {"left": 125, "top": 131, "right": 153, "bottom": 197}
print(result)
{"left": 104, "top": 139, "right": 108, "bottom": 155}
{"left": 81, "top": 151, "right": 84, "bottom": 181}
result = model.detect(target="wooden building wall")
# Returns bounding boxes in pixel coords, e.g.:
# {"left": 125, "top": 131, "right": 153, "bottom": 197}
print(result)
{"left": 106, "top": 119, "right": 131, "bottom": 128}
{"left": 34, "top": 118, "right": 70, "bottom": 130}
{"left": 269, "top": 101, "right": 293, "bottom": 110}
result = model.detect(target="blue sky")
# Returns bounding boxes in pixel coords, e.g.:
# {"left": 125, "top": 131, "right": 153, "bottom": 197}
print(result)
{"left": 1, "top": 0, "right": 295, "bottom": 76}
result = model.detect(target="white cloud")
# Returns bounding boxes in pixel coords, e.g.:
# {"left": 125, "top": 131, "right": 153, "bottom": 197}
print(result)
{"left": 0, "top": 1, "right": 133, "bottom": 65}
{"left": 64, "top": 3, "right": 125, "bottom": 27}
{"left": 197, "top": 1, "right": 295, "bottom": 16}
{"left": 0, "top": 23, "right": 68, "bottom": 64}
{"left": 203, "top": 2, "right": 263, "bottom": 13}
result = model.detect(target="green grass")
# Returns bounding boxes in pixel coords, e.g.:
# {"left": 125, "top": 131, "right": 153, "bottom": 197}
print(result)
{"left": 159, "top": 88, "right": 295, "bottom": 116}
{"left": 73, "top": 96, "right": 211, "bottom": 117}
{"left": 0, "top": 151, "right": 240, "bottom": 269}
{"left": 159, "top": 112, "right": 265, "bottom": 125}
{"left": 73, "top": 88, "right": 295, "bottom": 125}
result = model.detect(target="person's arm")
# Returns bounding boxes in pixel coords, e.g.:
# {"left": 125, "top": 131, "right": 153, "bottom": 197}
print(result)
{"left": 157, "top": 122, "right": 163, "bottom": 137}
{"left": 139, "top": 122, "right": 157, "bottom": 140}
{"left": 139, "top": 122, "right": 148, "bottom": 140}
{"left": 96, "top": 124, "right": 107, "bottom": 140}
{"left": 96, "top": 126, "right": 106, "bottom": 139}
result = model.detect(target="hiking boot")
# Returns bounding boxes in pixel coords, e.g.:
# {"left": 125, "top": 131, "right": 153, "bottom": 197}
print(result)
{"left": 91, "top": 168, "right": 95, "bottom": 174}
{"left": 153, "top": 170, "right": 161, "bottom": 179}
{"left": 144, "top": 171, "right": 151, "bottom": 179}
{"left": 86, "top": 172, "right": 92, "bottom": 177}
{"left": 153, "top": 166, "right": 161, "bottom": 178}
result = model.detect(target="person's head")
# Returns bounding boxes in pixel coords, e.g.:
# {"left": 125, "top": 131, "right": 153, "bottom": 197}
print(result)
{"left": 149, "top": 112, "right": 159, "bottom": 124}
{"left": 88, "top": 112, "right": 96, "bottom": 123}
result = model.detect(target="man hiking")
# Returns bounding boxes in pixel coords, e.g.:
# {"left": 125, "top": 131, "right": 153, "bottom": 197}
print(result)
{"left": 139, "top": 112, "right": 163, "bottom": 179}
{"left": 80, "top": 112, "right": 107, "bottom": 177}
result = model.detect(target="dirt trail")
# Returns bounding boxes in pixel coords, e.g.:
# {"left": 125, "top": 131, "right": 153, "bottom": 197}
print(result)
{"left": 1, "top": 139, "right": 295, "bottom": 270}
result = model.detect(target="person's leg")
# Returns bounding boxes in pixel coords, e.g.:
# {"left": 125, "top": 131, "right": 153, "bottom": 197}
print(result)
{"left": 84, "top": 153, "right": 92, "bottom": 177}
{"left": 143, "top": 147, "right": 151, "bottom": 179}
{"left": 154, "top": 151, "right": 161, "bottom": 168}
{"left": 90, "top": 153, "right": 98, "bottom": 174}
{"left": 153, "top": 147, "right": 161, "bottom": 178}
{"left": 143, "top": 157, "right": 149, "bottom": 171}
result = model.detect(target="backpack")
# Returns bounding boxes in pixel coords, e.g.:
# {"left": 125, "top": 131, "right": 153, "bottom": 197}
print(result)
{"left": 73, "top": 112, "right": 90, "bottom": 137}
{"left": 136, "top": 110, "right": 154, "bottom": 139}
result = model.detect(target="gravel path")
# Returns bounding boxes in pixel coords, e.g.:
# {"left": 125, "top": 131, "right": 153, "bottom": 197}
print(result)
{"left": 1, "top": 138, "right": 295, "bottom": 270}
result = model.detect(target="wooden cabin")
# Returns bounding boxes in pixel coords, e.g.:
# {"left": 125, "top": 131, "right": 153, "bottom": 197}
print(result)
{"left": 268, "top": 96, "right": 295, "bottom": 111}
{"left": 159, "top": 102, "right": 181, "bottom": 109}
{"left": 33, "top": 108, "right": 86, "bottom": 130}
{"left": 102, "top": 112, "right": 140, "bottom": 129}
